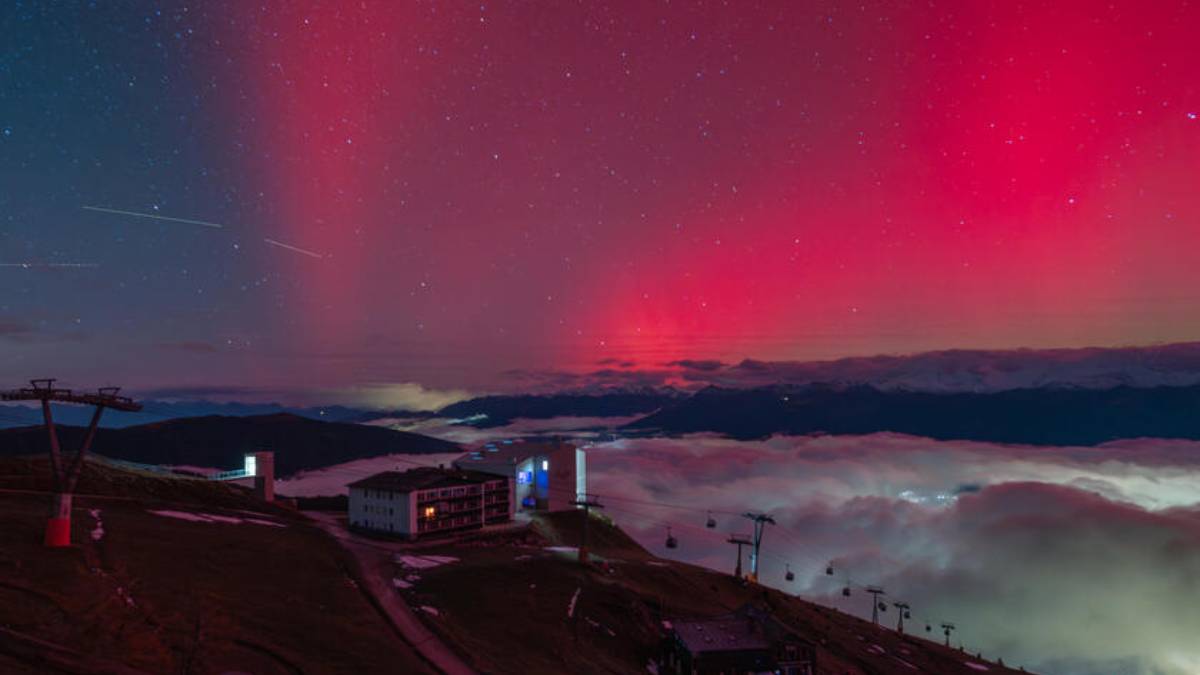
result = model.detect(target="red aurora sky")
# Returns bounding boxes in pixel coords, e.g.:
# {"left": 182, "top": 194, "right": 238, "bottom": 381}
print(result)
{"left": 5, "top": 1, "right": 1199, "bottom": 397}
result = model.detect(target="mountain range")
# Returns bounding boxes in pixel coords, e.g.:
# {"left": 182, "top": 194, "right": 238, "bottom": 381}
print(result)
{"left": 626, "top": 383, "right": 1200, "bottom": 444}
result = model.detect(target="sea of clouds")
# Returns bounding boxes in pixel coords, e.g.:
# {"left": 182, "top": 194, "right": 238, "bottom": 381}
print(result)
{"left": 278, "top": 426, "right": 1200, "bottom": 675}
{"left": 584, "top": 434, "right": 1200, "bottom": 675}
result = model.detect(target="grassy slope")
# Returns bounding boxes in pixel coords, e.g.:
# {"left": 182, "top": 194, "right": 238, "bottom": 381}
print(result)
{"left": 0, "top": 457, "right": 433, "bottom": 675}
{"left": 399, "top": 512, "right": 1035, "bottom": 675}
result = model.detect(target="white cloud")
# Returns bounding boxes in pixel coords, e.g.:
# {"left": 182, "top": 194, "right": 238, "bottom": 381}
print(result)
{"left": 334, "top": 382, "right": 472, "bottom": 411}
{"left": 582, "top": 433, "right": 1200, "bottom": 675}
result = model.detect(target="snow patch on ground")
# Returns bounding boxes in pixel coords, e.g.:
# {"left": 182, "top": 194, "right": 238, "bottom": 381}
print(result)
{"left": 243, "top": 517, "right": 287, "bottom": 528}
{"left": 395, "top": 554, "right": 458, "bottom": 569}
{"left": 115, "top": 586, "right": 136, "bottom": 607}
{"left": 567, "top": 587, "right": 581, "bottom": 618}
{"left": 392, "top": 578, "right": 412, "bottom": 589}
{"left": 965, "top": 663, "right": 990, "bottom": 671}
{"left": 88, "top": 508, "right": 104, "bottom": 542}
{"left": 867, "top": 644, "right": 886, "bottom": 655}
{"left": 147, "top": 509, "right": 286, "bottom": 527}
{"left": 544, "top": 546, "right": 578, "bottom": 554}
{"left": 420, "top": 605, "right": 440, "bottom": 616}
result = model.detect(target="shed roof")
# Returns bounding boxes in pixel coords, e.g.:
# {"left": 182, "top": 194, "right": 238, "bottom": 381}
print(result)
{"left": 672, "top": 614, "right": 772, "bottom": 654}
{"left": 347, "top": 467, "right": 502, "bottom": 493}
{"left": 453, "top": 439, "right": 577, "bottom": 472}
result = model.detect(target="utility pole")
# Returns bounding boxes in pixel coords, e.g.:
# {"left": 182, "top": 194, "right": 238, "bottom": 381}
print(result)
{"left": 741, "top": 512, "right": 775, "bottom": 582}
{"left": 941, "top": 622, "right": 956, "bottom": 647}
{"left": 727, "top": 535, "right": 752, "bottom": 579}
{"left": 893, "top": 602, "right": 910, "bottom": 634}
{"left": 866, "top": 586, "right": 886, "bottom": 625}
{"left": 2, "top": 379, "right": 141, "bottom": 547}
{"left": 569, "top": 493, "right": 604, "bottom": 564}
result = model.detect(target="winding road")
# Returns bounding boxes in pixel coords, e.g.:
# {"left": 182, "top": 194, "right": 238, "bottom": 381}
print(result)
{"left": 305, "top": 512, "right": 477, "bottom": 675}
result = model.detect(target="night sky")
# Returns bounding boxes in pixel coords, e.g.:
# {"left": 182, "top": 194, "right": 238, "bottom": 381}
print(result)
{"left": 3, "top": 1, "right": 1198, "bottom": 401}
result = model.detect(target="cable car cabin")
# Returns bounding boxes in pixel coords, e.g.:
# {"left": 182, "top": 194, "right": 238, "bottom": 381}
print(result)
{"left": 659, "top": 605, "right": 817, "bottom": 675}
{"left": 825, "top": 565, "right": 834, "bottom": 576}
{"left": 665, "top": 527, "right": 679, "bottom": 549}
{"left": 785, "top": 565, "right": 795, "bottom": 582}
{"left": 706, "top": 511, "right": 717, "bottom": 528}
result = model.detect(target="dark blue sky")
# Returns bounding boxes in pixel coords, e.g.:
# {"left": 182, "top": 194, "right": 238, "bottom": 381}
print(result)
{"left": 3, "top": 1, "right": 1198, "bottom": 406}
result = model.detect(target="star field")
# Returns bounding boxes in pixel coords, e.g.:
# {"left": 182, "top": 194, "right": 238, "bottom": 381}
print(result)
{"left": 1, "top": 0, "right": 1198, "bottom": 395}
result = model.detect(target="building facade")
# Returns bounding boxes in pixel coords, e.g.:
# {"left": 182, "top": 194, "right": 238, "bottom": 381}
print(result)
{"left": 452, "top": 439, "right": 586, "bottom": 512}
{"left": 348, "top": 467, "right": 512, "bottom": 539}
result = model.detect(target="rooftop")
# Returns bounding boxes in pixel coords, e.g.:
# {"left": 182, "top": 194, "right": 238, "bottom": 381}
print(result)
{"left": 454, "top": 438, "right": 577, "bottom": 468}
{"left": 672, "top": 613, "right": 772, "bottom": 654}
{"left": 347, "top": 467, "right": 502, "bottom": 493}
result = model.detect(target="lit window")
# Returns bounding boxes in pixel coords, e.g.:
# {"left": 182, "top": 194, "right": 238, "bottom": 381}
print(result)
{"left": 542, "top": 460, "right": 549, "bottom": 471}
{"left": 423, "top": 506, "right": 437, "bottom": 521}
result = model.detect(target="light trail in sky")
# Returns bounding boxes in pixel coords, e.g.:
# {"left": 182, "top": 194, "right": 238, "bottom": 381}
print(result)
{"left": 263, "top": 237, "right": 324, "bottom": 259}
{"left": 0, "top": 263, "right": 100, "bottom": 268}
{"left": 82, "top": 205, "right": 225, "bottom": 229}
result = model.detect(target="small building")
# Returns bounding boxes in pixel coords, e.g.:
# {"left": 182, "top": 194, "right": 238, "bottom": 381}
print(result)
{"left": 347, "top": 467, "right": 512, "bottom": 539}
{"left": 207, "top": 451, "right": 275, "bottom": 502}
{"left": 451, "top": 438, "right": 585, "bottom": 512}
{"left": 659, "top": 605, "right": 817, "bottom": 675}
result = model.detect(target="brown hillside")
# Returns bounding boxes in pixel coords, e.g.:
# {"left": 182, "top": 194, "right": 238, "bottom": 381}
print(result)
{"left": 0, "top": 457, "right": 432, "bottom": 674}
{"left": 390, "top": 511, "right": 1036, "bottom": 675}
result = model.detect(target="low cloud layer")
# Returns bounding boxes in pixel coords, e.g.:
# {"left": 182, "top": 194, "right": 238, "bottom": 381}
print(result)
{"left": 275, "top": 423, "right": 1200, "bottom": 674}
{"left": 583, "top": 434, "right": 1200, "bottom": 675}
{"left": 329, "top": 382, "right": 473, "bottom": 412}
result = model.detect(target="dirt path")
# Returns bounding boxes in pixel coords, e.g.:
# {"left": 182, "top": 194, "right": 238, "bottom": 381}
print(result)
{"left": 305, "top": 512, "right": 477, "bottom": 675}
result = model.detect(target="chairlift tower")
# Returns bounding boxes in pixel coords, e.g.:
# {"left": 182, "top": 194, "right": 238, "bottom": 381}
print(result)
{"left": 865, "top": 586, "right": 886, "bottom": 625}
{"left": 941, "top": 622, "right": 956, "bottom": 647}
{"left": 726, "top": 535, "right": 752, "bottom": 579}
{"left": 569, "top": 493, "right": 604, "bottom": 564}
{"left": 741, "top": 512, "right": 776, "bottom": 582}
{"left": 2, "top": 379, "right": 141, "bottom": 547}
{"left": 893, "top": 601, "right": 910, "bottom": 634}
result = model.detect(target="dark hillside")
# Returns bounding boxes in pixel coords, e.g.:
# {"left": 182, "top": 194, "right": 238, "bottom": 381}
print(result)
{"left": 628, "top": 383, "right": 1200, "bottom": 444}
{"left": 374, "top": 511, "right": 1035, "bottom": 674}
{"left": 0, "top": 457, "right": 432, "bottom": 674}
{"left": 0, "top": 413, "right": 460, "bottom": 476}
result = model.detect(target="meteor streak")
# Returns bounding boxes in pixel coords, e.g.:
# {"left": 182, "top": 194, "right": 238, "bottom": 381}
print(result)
{"left": 82, "top": 206, "right": 224, "bottom": 229}
{"left": 0, "top": 263, "right": 100, "bottom": 268}
{"left": 263, "top": 237, "right": 324, "bottom": 259}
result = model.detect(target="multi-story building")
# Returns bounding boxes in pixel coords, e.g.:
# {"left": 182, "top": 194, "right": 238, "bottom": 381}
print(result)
{"left": 347, "top": 467, "right": 512, "bottom": 539}
{"left": 452, "top": 438, "right": 585, "bottom": 512}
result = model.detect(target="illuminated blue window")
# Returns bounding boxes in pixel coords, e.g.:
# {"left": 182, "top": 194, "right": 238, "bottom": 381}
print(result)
{"left": 517, "top": 470, "right": 532, "bottom": 485}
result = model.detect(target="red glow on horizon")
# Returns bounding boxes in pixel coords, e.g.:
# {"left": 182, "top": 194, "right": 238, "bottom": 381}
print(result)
{"left": 229, "top": 1, "right": 1199, "bottom": 386}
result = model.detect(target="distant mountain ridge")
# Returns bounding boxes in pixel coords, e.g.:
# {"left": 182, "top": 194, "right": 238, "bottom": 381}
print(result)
{"left": 435, "top": 388, "right": 683, "bottom": 427}
{"left": 0, "top": 399, "right": 432, "bottom": 430}
{"left": 681, "top": 342, "right": 1200, "bottom": 392}
{"left": 626, "top": 382, "right": 1200, "bottom": 444}
{"left": 0, "top": 413, "right": 459, "bottom": 476}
